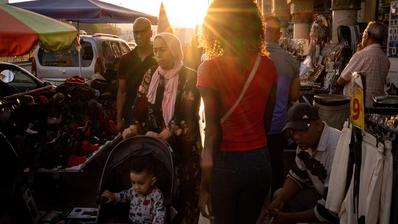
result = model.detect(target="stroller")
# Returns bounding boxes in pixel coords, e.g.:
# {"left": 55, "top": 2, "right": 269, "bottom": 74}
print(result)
{"left": 96, "top": 136, "right": 177, "bottom": 223}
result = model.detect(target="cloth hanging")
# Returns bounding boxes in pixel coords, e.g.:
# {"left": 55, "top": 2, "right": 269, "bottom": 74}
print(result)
{"left": 326, "top": 121, "right": 352, "bottom": 213}
{"left": 390, "top": 140, "right": 398, "bottom": 224}
{"left": 379, "top": 140, "right": 393, "bottom": 224}
{"left": 339, "top": 131, "right": 393, "bottom": 224}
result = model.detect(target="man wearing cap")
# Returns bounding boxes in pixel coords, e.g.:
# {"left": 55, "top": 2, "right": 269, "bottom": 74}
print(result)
{"left": 263, "top": 103, "right": 341, "bottom": 223}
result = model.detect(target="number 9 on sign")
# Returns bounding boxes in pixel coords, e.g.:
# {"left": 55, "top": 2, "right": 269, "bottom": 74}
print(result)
{"left": 350, "top": 85, "right": 364, "bottom": 129}
{"left": 352, "top": 98, "right": 360, "bottom": 120}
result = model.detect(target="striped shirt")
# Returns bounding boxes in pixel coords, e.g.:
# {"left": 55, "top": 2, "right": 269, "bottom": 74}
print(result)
{"left": 288, "top": 122, "right": 341, "bottom": 195}
{"left": 288, "top": 122, "right": 342, "bottom": 223}
{"left": 340, "top": 43, "right": 390, "bottom": 107}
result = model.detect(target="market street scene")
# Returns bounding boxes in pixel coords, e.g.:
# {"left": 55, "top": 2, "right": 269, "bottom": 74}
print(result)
{"left": 1, "top": 0, "right": 397, "bottom": 223}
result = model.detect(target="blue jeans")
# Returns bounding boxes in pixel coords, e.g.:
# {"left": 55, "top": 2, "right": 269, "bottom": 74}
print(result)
{"left": 210, "top": 147, "right": 272, "bottom": 224}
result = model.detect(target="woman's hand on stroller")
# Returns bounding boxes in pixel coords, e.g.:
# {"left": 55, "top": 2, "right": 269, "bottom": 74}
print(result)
{"left": 122, "top": 124, "right": 139, "bottom": 139}
{"left": 101, "top": 190, "right": 115, "bottom": 203}
{"left": 145, "top": 128, "right": 171, "bottom": 141}
{"left": 145, "top": 131, "right": 159, "bottom": 138}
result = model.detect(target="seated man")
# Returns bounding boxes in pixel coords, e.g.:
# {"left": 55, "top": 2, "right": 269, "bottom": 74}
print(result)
{"left": 264, "top": 103, "right": 341, "bottom": 223}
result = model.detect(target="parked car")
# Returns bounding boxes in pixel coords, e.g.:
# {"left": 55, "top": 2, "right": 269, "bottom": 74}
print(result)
{"left": 31, "top": 33, "right": 130, "bottom": 83}
{"left": 127, "top": 41, "right": 137, "bottom": 50}
{"left": 0, "top": 62, "right": 54, "bottom": 98}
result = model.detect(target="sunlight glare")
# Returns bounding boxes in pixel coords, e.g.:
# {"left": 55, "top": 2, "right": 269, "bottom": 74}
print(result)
{"left": 164, "top": 0, "right": 209, "bottom": 28}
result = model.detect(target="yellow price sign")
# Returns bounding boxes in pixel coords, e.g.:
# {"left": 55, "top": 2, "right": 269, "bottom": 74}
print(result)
{"left": 350, "top": 73, "right": 364, "bottom": 129}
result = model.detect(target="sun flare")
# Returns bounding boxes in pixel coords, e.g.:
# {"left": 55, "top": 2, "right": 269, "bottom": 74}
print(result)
{"left": 164, "top": 0, "right": 209, "bottom": 29}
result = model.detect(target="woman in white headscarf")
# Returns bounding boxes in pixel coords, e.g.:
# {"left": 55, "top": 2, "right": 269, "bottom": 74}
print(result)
{"left": 122, "top": 32, "right": 201, "bottom": 224}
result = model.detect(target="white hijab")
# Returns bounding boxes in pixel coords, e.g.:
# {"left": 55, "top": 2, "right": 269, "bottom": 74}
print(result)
{"left": 147, "top": 32, "right": 184, "bottom": 126}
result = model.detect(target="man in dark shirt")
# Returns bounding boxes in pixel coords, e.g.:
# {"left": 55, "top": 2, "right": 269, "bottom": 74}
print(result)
{"left": 117, "top": 17, "right": 157, "bottom": 130}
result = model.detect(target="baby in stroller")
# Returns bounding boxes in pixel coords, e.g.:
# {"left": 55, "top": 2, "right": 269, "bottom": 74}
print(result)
{"left": 101, "top": 156, "right": 165, "bottom": 224}
{"left": 96, "top": 136, "right": 176, "bottom": 224}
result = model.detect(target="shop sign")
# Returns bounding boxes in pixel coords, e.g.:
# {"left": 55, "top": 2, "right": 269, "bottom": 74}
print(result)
{"left": 350, "top": 73, "right": 364, "bottom": 129}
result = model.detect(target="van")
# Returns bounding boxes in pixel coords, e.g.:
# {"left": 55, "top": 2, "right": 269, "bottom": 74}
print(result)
{"left": 32, "top": 34, "right": 130, "bottom": 84}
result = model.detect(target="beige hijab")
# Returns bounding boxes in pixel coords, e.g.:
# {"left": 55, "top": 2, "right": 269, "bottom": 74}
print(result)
{"left": 147, "top": 32, "right": 184, "bottom": 126}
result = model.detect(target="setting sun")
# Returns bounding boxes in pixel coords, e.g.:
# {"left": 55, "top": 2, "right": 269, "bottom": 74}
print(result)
{"left": 164, "top": 0, "right": 209, "bottom": 28}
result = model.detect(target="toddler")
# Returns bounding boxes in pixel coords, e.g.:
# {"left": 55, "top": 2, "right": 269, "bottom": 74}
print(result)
{"left": 102, "top": 157, "right": 165, "bottom": 224}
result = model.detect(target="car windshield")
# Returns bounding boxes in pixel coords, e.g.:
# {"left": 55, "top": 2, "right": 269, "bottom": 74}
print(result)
{"left": 0, "top": 64, "right": 40, "bottom": 97}
{"left": 38, "top": 41, "right": 93, "bottom": 67}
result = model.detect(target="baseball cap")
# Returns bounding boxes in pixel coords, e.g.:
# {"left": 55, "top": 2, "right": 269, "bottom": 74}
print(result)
{"left": 283, "top": 103, "right": 320, "bottom": 131}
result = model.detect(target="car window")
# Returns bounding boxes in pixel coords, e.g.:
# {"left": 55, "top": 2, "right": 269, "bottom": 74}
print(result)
{"left": 102, "top": 41, "right": 115, "bottom": 60}
{"left": 2, "top": 67, "right": 39, "bottom": 93}
{"left": 119, "top": 42, "right": 130, "bottom": 55}
{"left": 110, "top": 41, "right": 122, "bottom": 58}
{"left": 81, "top": 41, "right": 94, "bottom": 67}
{"left": 38, "top": 41, "right": 93, "bottom": 67}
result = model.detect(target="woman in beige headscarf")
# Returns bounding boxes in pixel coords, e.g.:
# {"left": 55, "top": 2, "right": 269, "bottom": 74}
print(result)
{"left": 123, "top": 32, "right": 201, "bottom": 224}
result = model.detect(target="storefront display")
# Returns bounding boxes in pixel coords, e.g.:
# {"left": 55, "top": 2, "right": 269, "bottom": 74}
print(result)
{"left": 388, "top": 1, "right": 398, "bottom": 57}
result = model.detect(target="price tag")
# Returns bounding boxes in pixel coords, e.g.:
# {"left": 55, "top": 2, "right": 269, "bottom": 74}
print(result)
{"left": 350, "top": 73, "right": 364, "bottom": 129}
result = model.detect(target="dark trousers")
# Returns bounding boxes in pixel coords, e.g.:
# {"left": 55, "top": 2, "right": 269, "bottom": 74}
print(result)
{"left": 267, "top": 132, "right": 287, "bottom": 193}
{"left": 211, "top": 147, "right": 271, "bottom": 224}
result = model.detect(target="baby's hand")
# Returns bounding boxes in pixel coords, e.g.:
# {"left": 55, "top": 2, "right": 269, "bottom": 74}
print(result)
{"left": 101, "top": 190, "right": 115, "bottom": 203}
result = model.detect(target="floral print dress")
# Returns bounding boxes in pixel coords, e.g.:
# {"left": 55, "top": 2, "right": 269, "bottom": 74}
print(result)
{"left": 115, "top": 187, "right": 165, "bottom": 224}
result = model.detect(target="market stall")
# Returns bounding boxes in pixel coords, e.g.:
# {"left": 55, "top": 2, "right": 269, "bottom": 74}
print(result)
{"left": 0, "top": 4, "right": 77, "bottom": 56}
{"left": 0, "top": 5, "right": 125, "bottom": 222}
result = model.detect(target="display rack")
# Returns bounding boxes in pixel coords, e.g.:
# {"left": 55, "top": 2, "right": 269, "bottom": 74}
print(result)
{"left": 37, "top": 134, "right": 122, "bottom": 173}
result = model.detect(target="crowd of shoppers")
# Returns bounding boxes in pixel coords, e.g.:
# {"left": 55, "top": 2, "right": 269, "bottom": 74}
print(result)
{"left": 106, "top": 0, "right": 393, "bottom": 223}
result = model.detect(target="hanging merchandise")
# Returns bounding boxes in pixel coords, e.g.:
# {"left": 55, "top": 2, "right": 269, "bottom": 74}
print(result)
{"left": 365, "top": 113, "right": 397, "bottom": 224}
{"left": 325, "top": 106, "right": 397, "bottom": 224}
{"left": 0, "top": 77, "right": 121, "bottom": 172}
{"left": 325, "top": 122, "right": 352, "bottom": 213}
{"left": 391, "top": 138, "right": 398, "bottom": 224}
{"left": 388, "top": 1, "right": 398, "bottom": 58}
{"left": 327, "top": 126, "right": 393, "bottom": 224}
{"left": 339, "top": 127, "right": 393, "bottom": 224}
{"left": 367, "top": 100, "right": 398, "bottom": 224}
